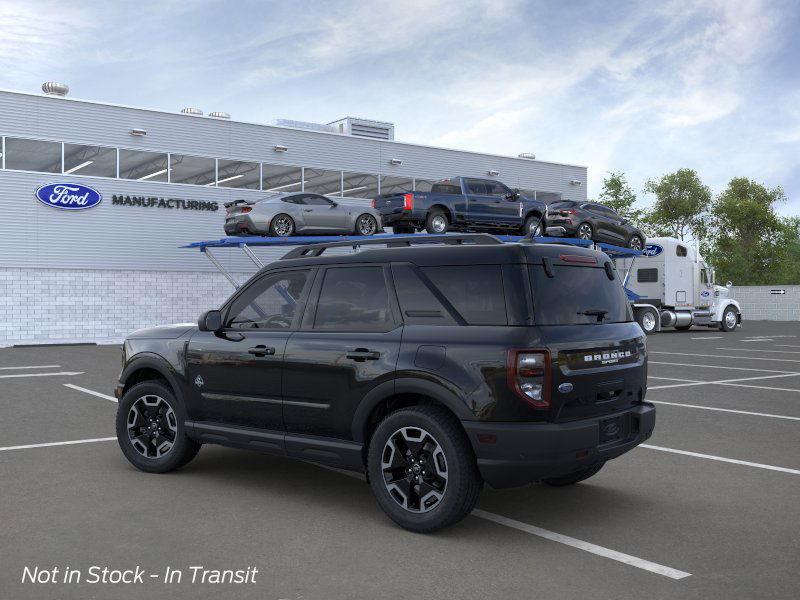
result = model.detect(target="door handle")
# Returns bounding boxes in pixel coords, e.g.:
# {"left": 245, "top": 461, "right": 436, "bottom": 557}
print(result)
{"left": 346, "top": 348, "right": 381, "bottom": 361}
{"left": 248, "top": 345, "right": 276, "bottom": 357}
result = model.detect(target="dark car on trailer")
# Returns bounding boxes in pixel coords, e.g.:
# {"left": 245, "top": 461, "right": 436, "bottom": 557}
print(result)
{"left": 372, "top": 177, "right": 547, "bottom": 236}
{"left": 115, "top": 234, "right": 654, "bottom": 532}
{"left": 546, "top": 200, "right": 646, "bottom": 249}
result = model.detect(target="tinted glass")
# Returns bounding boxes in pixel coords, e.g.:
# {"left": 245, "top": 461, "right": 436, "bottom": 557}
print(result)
{"left": 119, "top": 149, "right": 169, "bottom": 182}
{"left": 430, "top": 179, "right": 462, "bottom": 194}
{"left": 170, "top": 154, "right": 216, "bottom": 186}
{"left": 677, "top": 245, "right": 688, "bottom": 257}
{"left": 263, "top": 164, "right": 302, "bottom": 193}
{"left": 637, "top": 268, "right": 659, "bottom": 283}
{"left": 314, "top": 267, "right": 393, "bottom": 331}
{"left": 227, "top": 270, "right": 309, "bottom": 330}
{"left": 5, "top": 138, "right": 61, "bottom": 173}
{"left": 217, "top": 159, "right": 260, "bottom": 189}
{"left": 421, "top": 265, "right": 507, "bottom": 325}
{"left": 465, "top": 179, "right": 489, "bottom": 195}
{"left": 530, "top": 265, "right": 632, "bottom": 325}
{"left": 391, "top": 264, "right": 456, "bottom": 326}
{"left": 303, "top": 194, "right": 334, "bottom": 206}
{"left": 484, "top": 181, "right": 511, "bottom": 197}
{"left": 64, "top": 144, "right": 117, "bottom": 177}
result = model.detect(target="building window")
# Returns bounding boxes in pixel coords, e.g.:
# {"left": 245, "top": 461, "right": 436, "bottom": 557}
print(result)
{"left": 262, "top": 164, "right": 302, "bottom": 193}
{"left": 63, "top": 144, "right": 117, "bottom": 177}
{"left": 4, "top": 138, "right": 61, "bottom": 173}
{"left": 217, "top": 159, "right": 260, "bottom": 189}
{"left": 414, "top": 178, "right": 436, "bottom": 192}
{"left": 170, "top": 154, "right": 216, "bottom": 186}
{"left": 341, "top": 172, "right": 378, "bottom": 198}
{"left": 379, "top": 175, "right": 413, "bottom": 195}
{"left": 304, "top": 168, "right": 342, "bottom": 196}
{"left": 119, "top": 149, "right": 169, "bottom": 182}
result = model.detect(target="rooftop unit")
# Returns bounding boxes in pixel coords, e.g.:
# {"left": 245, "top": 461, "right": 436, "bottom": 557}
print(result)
{"left": 269, "top": 119, "right": 337, "bottom": 134}
{"left": 328, "top": 117, "right": 395, "bottom": 141}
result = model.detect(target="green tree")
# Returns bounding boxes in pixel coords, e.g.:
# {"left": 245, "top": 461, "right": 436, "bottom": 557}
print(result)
{"left": 705, "top": 177, "right": 793, "bottom": 285}
{"left": 598, "top": 171, "right": 644, "bottom": 226}
{"left": 642, "top": 169, "right": 711, "bottom": 241}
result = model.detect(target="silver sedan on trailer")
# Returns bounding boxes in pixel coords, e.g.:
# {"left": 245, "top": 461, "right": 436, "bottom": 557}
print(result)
{"left": 224, "top": 192, "right": 383, "bottom": 237}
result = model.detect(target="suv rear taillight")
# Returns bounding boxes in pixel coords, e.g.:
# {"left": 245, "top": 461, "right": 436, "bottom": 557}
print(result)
{"left": 403, "top": 193, "right": 414, "bottom": 211}
{"left": 507, "top": 349, "right": 551, "bottom": 408}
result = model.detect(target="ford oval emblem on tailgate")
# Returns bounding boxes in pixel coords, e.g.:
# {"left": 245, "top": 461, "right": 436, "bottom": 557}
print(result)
{"left": 35, "top": 183, "right": 102, "bottom": 210}
{"left": 558, "top": 382, "right": 574, "bottom": 393}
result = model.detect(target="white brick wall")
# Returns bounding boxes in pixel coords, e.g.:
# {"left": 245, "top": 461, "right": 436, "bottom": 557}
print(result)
{"left": 730, "top": 285, "right": 800, "bottom": 322}
{"left": 0, "top": 268, "right": 251, "bottom": 347}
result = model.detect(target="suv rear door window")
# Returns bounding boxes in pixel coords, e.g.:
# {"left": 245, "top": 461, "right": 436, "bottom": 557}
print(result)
{"left": 314, "top": 266, "right": 394, "bottom": 331}
{"left": 420, "top": 265, "right": 507, "bottom": 325}
{"left": 530, "top": 264, "right": 631, "bottom": 325}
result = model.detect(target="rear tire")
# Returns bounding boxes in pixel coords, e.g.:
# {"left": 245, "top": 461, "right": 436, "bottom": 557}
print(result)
{"left": 425, "top": 210, "right": 449, "bottom": 234}
{"left": 116, "top": 381, "right": 200, "bottom": 474}
{"left": 719, "top": 306, "right": 738, "bottom": 332}
{"left": 523, "top": 215, "right": 543, "bottom": 237}
{"left": 354, "top": 213, "right": 378, "bottom": 236}
{"left": 269, "top": 214, "right": 295, "bottom": 237}
{"left": 543, "top": 462, "right": 604, "bottom": 486}
{"left": 367, "top": 406, "right": 482, "bottom": 533}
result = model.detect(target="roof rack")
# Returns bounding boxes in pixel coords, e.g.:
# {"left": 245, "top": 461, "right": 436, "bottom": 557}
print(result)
{"left": 281, "top": 233, "right": 501, "bottom": 259}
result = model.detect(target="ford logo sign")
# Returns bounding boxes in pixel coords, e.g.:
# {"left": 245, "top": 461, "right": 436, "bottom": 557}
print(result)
{"left": 701, "top": 290, "right": 710, "bottom": 297}
{"left": 558, "top": 382, "right": 574, "bottom": 394}
{"left": 641, "top": 244, "right": 663, "bottom": 257}
{"left": 35, "top": 183, "right": 102, "bottom": 210}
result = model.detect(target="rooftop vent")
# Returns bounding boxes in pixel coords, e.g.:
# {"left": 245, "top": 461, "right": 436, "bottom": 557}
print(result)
{"left": 518, "top": 152, "right": 536, "bottom": 160}
{"left": 269, "top": 119, "right": 337, "bottom": 134}
{"left": 328, "top": 117, "right": 394, "bottom": 141}
{"left": 180, "top": 107, "right": 203, "bottom": 116}
{"left": 209, "top": 111, "right": 230, "bottom": 119}
{"left": 42, "top": 82, "right": 69, "bottom": 97}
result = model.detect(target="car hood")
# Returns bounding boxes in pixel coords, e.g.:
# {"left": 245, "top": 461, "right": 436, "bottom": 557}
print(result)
{"left": 126, "top": 323, "right": 197, "bottom": 340}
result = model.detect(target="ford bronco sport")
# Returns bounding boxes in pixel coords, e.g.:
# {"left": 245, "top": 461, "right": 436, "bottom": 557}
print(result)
{"left": 115, "top": 234, "right": 654, "bottom": 532}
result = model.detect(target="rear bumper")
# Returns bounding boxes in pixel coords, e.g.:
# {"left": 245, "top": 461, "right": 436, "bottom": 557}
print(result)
{"left": 224, "top": 215, "right": 269, "bottom": 236}
{"left": 463, "top": 403, "right": 656, "bottom": 489}
{"left": 379, "top": 208, "right": 422, "bottom": 226}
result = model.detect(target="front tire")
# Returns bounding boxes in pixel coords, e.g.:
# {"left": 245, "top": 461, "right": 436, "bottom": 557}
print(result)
{"left": 355, "top": 213, "right": 378, "bottom": 236}
{"left": 425, "top": 210, "right": 449, "bottom": 234}
{"left": 116, "top": 381, "right": 200, "bottom": 473}
{"left": 720, "top": 306, "right": 738, "bottom": 332}
{"left": 524, "top": 215, "right": 543, "bottom": 237}
{"left": 367, "top": 406, "right": 482, "bottom": 533}
{"left": 543, "top": 462, "right": 604, "bottom": 486}
{"left": 635, "top": 307, "right": 658, "bottom": 334}
{"left": 269, "top": 214, "right": 295, "bottom": 237}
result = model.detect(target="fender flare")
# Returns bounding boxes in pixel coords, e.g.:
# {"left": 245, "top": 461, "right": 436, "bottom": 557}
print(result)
{"left": 714, "top": 299, "right": 741, "bottom": 322}
{"left": 118, "top": 352, "right": 185, "bottom": 403}
{"left": 350, "top": 377, "right": 472, "bottom": 443}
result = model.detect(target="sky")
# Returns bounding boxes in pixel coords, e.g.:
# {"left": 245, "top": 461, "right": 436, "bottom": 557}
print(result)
{"left": 1, "top": 0, "right": 799, "bottom": 213}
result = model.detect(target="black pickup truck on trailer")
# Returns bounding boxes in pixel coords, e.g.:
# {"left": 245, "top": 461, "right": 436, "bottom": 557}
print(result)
{"left": 372, "top": 177, "right": 547, "bottom": 236}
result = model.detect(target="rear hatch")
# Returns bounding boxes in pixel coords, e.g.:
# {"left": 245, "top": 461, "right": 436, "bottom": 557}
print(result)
{"left": 529, "top": 253, "right": 647, "bottom": 430}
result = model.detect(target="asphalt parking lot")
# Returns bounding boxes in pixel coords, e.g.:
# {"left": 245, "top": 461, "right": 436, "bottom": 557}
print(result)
{"left": 2, "top": 321, "right": 799, "bottom": 600}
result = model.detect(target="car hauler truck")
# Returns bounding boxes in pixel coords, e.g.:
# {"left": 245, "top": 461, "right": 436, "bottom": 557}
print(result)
{"left": 614, "top": 236, "right": 742, "bottom": 334}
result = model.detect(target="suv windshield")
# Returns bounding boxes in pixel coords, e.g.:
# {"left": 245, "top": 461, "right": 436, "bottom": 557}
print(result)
{"left": 530, "top": 264, "right": 632, "bottom": 325}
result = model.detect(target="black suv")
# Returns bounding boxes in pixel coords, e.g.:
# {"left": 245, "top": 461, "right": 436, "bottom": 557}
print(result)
{"left": 115, "top": 235, "right": 654, "bottom": 532}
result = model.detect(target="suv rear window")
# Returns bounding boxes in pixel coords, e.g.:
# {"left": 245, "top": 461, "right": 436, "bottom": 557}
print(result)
{"left": 421, "top": 265, "right": 507, "bottom": 325}
{"left": 530, "top": 264, "right": 632, "bottom": 325}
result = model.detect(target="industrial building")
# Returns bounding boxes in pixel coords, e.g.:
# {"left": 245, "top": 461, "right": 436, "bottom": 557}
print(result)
{"left": 0, "top": 84, "right": 588, "bottom": 346}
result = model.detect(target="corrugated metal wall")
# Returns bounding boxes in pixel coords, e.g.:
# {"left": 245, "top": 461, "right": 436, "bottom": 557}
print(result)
{"left": 0, "top": 89, "right": 588, "bottom": 272}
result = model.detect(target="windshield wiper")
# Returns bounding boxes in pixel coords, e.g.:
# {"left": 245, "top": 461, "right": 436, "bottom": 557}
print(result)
{"left": 577, "top": 309, "right": 608, "bottom": 323}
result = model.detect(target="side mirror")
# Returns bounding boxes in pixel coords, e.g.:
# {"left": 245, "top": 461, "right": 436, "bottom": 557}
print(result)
{"left": 505, "top": 191, "right": 520, "bottom": 201}
{"left": 726, "top": 281, "right": 732, "bottom": 289}
{"left": 329, "top": 201, "right": 338, "bottom": 208}
{"left": 198, "top": 309, "right": 223, "bottom": 332}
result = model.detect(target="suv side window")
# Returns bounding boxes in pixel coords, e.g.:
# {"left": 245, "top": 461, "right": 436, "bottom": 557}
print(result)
{"left": 420, "top": 265, "right": 507, "bottom": 325}
{"left": 391, "top": 264, "right": 457, "bottom": 326}
{"left": 226, "top": 270, "right": 310, "bottom": 330}
{"left": 313, "top": 266, "right": 394, "bottom": 331}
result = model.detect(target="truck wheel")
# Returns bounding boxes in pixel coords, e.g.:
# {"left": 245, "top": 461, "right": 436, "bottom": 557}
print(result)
{"left": 116, "top": 381, "right": 201, "bottom": 473}
{"left": 425, "top": 210, "right": 449, "bottom": 234}
{"left": 269, "top": 214, "right": 295, "bottom": 237}
{"left": 635, "top": 308, "right": 657, "bottom": 334}
{"left": 524, "top": 215, "right": 543, "bottom": 237}
{"left": 719, "top": 306, "right": 738, "bottom": 332}
{"left": 367, "top": 405, "right": 482, "bottom": 533}
{"left": 543, "top": 462, "right": 604, "bottom": 486}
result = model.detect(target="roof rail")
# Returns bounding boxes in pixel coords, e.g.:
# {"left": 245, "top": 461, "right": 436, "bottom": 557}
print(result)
{"left": 281, "top": 233, "right": 501, "bottom": 259}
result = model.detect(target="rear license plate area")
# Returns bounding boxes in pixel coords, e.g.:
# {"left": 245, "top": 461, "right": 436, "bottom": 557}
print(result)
{"left": 599, "top": 415, "right": 628, "bottom": 445}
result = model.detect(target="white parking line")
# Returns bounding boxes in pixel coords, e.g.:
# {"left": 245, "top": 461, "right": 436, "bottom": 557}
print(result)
{"left": 690, "top": 336, "right": 723, "bottom": 340}
{"left": 650, "top": 351, "right": 800, "bottom": 364}
{"left": 0, "top": 371, "right": 84, "bottom": 379}
{"left": 649, "top": 361, "right": 797, "bottom": 374}
{"left": 63, "top": 383, "right": 117, "bottom": 402}
{"left": 640, "top": 444, "right": 800, "bottom": 475}
{"left": 648, "top": 376, "right": 703, "bottom": 383}
{"left": 472, "top": 509, "right": 691, "bottom": 580}
{"left": 649, "top": 400, "right": 800, "bottom": 421}
{"left": 647, "top": 372, "right": 800, "bottom": 390}
{"left": 716, "top": 348, "right": 800, "bottom": 354}
{"left": 740, "top": 338, "right": 774, "bottom": 342}
{"left": 314, "top": 463, "right": 691, "bottom": 580}
{"left": 0, "top": 437, "right": 116, "bottom": 453}
{"left": 0, "top": 365, "right": 61, "bottom": 370}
